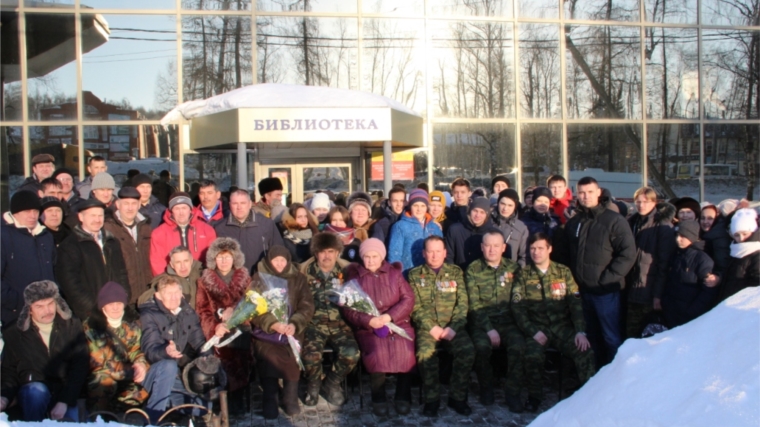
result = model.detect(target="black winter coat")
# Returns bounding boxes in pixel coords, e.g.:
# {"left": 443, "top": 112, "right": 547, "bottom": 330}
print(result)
{"left": 662, "top": 241, "right": 716, "bottom": 328}
{"left": 56, "top": 226, "right": 130, "bottom": 320}
{"left": 1, "top": 222, "right": 56, "bottom": 327}
{"left": 370, "top": 200, "right": 401, "bottom": 245}
{"left": 139, "top": 195, "right": 166, "bottom": 230}
{"left": 445, "top": 216, "right": 502, "bottom": 270}
{"left": 1, "top": 315, "right": 89, "bottom": 407}
{"left": 138, "top": 296, "right": 208, "bottom": 366}
{"left": 214, "top": 211, "right": 284, "bottom": 274}
{"left": 701, "top": 216, "right": 733, "bottom": 276}
{"left": 626, "top": 203, "right": 676, "bottom": 305}
{"left": 441, "top": 203, "right": 468, "bottom": 234}
{"left": 559, "top": 203, "right": 636, "bottom": 295}
{"left": 521, "top": 208, "right": 561, "bottom": 240}
{"left": 718, "top": 229, "right": 760, "bottom": 302}
{"left": 491, "top": 211, "right": 529, "bottom": 267}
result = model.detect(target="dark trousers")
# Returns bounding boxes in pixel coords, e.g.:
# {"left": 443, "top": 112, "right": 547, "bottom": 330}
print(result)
{"left": 370, "top": 373, "right": 412, "bottom": 403}
{"left": 582, "top": 291, "right": 623, "bottom": 367}
{"left": 17, "top": 382, "right": 79, "bottom": 422}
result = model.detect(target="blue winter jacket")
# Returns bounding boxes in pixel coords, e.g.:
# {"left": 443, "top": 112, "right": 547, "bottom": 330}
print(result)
{"left": 388, "top": 213, "right": 443, "bottom": 273}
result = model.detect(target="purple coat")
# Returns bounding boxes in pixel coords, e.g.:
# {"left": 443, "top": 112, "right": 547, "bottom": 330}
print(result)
{"left": 343, "top": 261, "right": 416, "bottom": 374}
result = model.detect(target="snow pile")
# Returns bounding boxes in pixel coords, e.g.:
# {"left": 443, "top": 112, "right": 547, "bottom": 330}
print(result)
{"left": 529, "top": 286, "right": 760, "bottom": 427}
{"left": 160, "top": 83, "right": 421, "bottom": 125}
{"left": 0, "top": 413, "right": 147, "bottom": 427}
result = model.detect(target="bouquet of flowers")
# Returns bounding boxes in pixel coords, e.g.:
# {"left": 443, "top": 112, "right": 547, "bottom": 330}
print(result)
{"left": 327, "top": 279, "right": 413, "bottom": 341}
{"left": 259, "top": 273, "right": 305, "bottom": 371}
{"left": 201, "top": 289, "right": 268, "bottom": 352}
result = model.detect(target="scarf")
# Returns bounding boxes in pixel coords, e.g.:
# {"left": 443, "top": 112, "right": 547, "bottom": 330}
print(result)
{"left": 730, "top": 241, "right": 760, "bottom": 258}
{"left": 324, "top": 224, "right": 356, "bottom": 244}
{"left": 107, "top": 314, "right": 124, "bottom": 329}
{"left": 283, "top": 228, "right": 313, "bottom": 245}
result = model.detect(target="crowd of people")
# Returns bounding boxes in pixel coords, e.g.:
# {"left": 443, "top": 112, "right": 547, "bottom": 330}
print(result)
{"left": 2, "top": 153, "right": 759, "bottom": 423}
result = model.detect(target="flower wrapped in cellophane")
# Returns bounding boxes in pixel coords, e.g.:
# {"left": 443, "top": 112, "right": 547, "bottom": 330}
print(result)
{"left": 259, "top": 272, "right": 305, "bottom": 371}
{"left": 201, "top": 289, "right": 268, "bottom": 352}
{"left": 326, "top": 279, "right": 413, "bottom": 341}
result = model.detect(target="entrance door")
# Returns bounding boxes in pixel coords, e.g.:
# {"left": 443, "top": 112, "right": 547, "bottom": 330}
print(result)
{"left": 261, "top": 163, "right": 353, "bottom": 204}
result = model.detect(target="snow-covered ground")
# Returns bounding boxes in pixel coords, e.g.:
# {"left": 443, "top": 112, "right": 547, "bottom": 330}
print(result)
{"left": 529, "top": 287, "right": 760, "bottom": 427}
{"left": 0, "top": 414, "right": 140, "bottom": 427}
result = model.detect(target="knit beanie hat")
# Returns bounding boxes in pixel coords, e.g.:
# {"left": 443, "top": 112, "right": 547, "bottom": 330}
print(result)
{"left": 91, "top": 173, "right": 115, "bottom": 190}
{"left": 267, "top": 245, "right": 292, "bottom": 264}
{"left": 40, "top": 196, "right": 64, "bottom": 213}
{"left": 169, "top": 192, "right": 193, "bottom": 210}
{"left": 309, "top": 192, "right": 331, "bottom": 211}
{"left": 347, "top": 191, "right": 373, "bottom": 213}
{"left": 359, "top": 237, "right": 387, "bottom": 260}
{"left": 52, "top": 168, "right": 75, "bottom": 181}
{"left": 97, "top": 281, "right": 129, "bottom": 310}
{"left": 132, "top": 173, "right": 153, "bottom": 187}
{"left": 407, "top": 189, "right": 429, "bottom": 207}
{"left": 498, "top": 189, "right": 521, "bottom": 207}
{"left": 258, "top": 177, "right": 283, "bottom": 196}
{"left": 675, "top": 220, "right": 701, "bottom": 243}
{"left": 10, "top": 191, "right": 41, "bottom": 214}
{"left": 717, "top": 199, "right": 739, "bottom": 217}
{"left": 429, "top": 190, "right": 445, "bottom": 205}
{"left": 532, "top": 186, "right": 553, "bottom": 203}
{"left": 18, "top": 280, "right": 72, "bottom": 332}
{"left": 469, "top": 196, "right": 491, "bottom": 214}
{"left": 491, "top": 175, "right": 511, "bottom": 190}
{"left": 730, "top": 208, "right": 759, "bottom": 235}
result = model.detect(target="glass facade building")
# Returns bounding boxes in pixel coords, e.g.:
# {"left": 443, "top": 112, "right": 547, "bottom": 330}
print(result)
{"left": 2, "top": 0, "right": 759, "bottom": 212}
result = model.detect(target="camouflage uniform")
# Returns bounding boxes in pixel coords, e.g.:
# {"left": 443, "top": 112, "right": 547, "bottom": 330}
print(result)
{"left": 409, "top": 263, "right": 474, "bottom": 403}
{"left": 301, "top": 260, "right": 360, "bottom": 382}
{"left": 511, "top": 262, "right": 596, "bottom": 400}
{"left": 465, "top": 257, "right": 524, "bottom": 394}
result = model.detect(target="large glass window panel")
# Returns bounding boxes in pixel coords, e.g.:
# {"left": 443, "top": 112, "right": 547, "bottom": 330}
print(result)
{"left": 701, "top": 0, "right": 760, "bottom": 27}
{"left": 521, "top": 123, "right": 562, "bottom": 188}
{"left": 184, "top": 151, "right": 255, "bottom": 192}
{"left": 365, "top": 148, "right": 428, "bottom": 192}
{"left": 362, "top": 19, "right": 425, "bottom": 113}
{"left": 519, "top": 24, "right": 561, "bottom": 118}
{"left": 83, "top": 15, "right": 176, "bottom": 120}
{"left": 23, "top": 0, "right": 73, "bottom": 7}
{"left": 428, "top": 0, "right": 513, "bottom": 18}
{"left": 567, "top": 123, "right": 642, "bottom": 199}
{"left": 647, "top": 124, "right": 697, "bottom": 199}
{"left": 28, "top": 124, "right": 85, "bottom": 183}
{"left": 703, "top": 124, "right": 760, "bottom": 201}
{"left": 518, "top": 0, "right": 558, "bottom": 19}
{"left": 183, "top": 15, "right": 253, "bottom": 101}
{"left": 2, "top": 10, "right": 22, "bottom": 121}
{"left": 81, "top": 0, "right": 176, "bottom": 9}
{"left": 433, "top": 123, "right": 516, "bottom": 191}
{"left": 257, "top": 0, "right": 357, "bottom": 13}
{"left": 26, "top": 13, "right": 79, "bottom": 121}
{"left": 363, "top": 0, "right": 423, "bottom": 15}
{"left": 644, "top": 0, "right": 696, "bottom": 23}
{"left": 565, "top": 25, "right": 641, "bottom": 119}
{"left": 702, "top": 30, "right": 760, "bottom": 120}
{"left": 256, "top": 17, "right": 357, "bottom": 89}
{"left": 2, "top": 127, "right": 24, "bottom": 206}
{"left": 645, "top": 28, "right": 698, "bottom": 119}
{"left": 183, "top": 0, "right": 252, "bottom": 10}
{"left": 564, "top": 0, "right": 639, "bottom": 21}
{"left": 430, "top": 20, "right": 515, "bottom": 118}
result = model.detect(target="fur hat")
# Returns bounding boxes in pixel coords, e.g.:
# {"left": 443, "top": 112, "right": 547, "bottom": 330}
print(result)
{"left": 206, "top": 237, "right": 245, "bottom": 270}
{"left": 18, "top": 280, "right": 72, "bottom": 331}
{"left": 11, "top": 191, "right": 41, "bottom": 214}
{"left": 258, "top": 177, "right": 283, "bottom": 196}
{"left": 310, "top": 232, "right": 345, "bottom": 255}
{"left": 347, "top": 191, "right": 373, "bottom": 213}
{"left": 675, "top": 197, "right": 701, "bottom": 219}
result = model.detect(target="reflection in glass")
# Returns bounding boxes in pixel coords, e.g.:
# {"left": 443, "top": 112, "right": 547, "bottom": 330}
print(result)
{"left": 433, "top": 123, "right": 515, "bottom": 191}
{"left": 257, "top": 0, "right": 357, "bottom": 13}
{"left": 363, "top": 0, "right": 423, "bottom": 15}
{"left": 83, "top": 15, "right": 176, "bottom": 120}
{"left": 365, "top": 149, "right": 428, "bottom": 192}
{"left": 428, "top": 0, "right": 512, "bottom": 18}
{"left": 3, "top": 12, "right": 22, "bottom": 121}
{"left": 645, "top": 28, "right": 698, "bottom": 119}
{"left": 24, "top": 0, "right": 73, "bottom": 6}
{"left": 256, "top": 17, "right": 357, "bottom": 89}
{"left": 519, "top": 24, "right": 561, "bottom": 118}
{"left": 701, "top": 0, "right": 760, "bottom": 27}
{"left": 644, "top": 0, "right": 696, "bottom": 23}
{"left": 518, "top": 0, "right": 557, "bottom": 19}
{"left": 82, "top": 0, "right": 176, "bottom": 8}
{"left": 2, "top": 127, "right": 24, "bottom": 205}
{"left": 702, "top": 30, "right": 760, "bottom": 120}
{"left": 304, "top": 166, "right": 350, "bottom": 195}
{"left": 565, "top": 0, "right": 639, "bottom": 21}
{"left": 647, "top": 124, "right": 697, "bottom": 199}
{"left": 567, "top": 124, "right": 642, "bottom": 199}
{"left": 184, "top": 151, "right": 255, "bottom": 192}
{"left": 565, "top": 25, "right": 641, "bottom": 119}
{"left": 702, "top": 124, "right": 759, "bottom": 200}
{"left": 183, "top": 0, "right": 251, "bottom": 10}
{"left": 362, "top": 19, "right": 425, "bottom": 113}
{"left": 182, "top": 15, "right": 253, "bottom": 101}
{"left": 431, "top": 20, "right": 515, "bottom": 118}
{"left": 521, "top": 124, "right": 561, "bottom": 188}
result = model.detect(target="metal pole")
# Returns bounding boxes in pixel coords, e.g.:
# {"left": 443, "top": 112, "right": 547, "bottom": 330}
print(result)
{"left": 237, "top": 142, "right": 247, "bottom": 190}
{"left": 383, "top": 140, "right": 392, "bottom": 196}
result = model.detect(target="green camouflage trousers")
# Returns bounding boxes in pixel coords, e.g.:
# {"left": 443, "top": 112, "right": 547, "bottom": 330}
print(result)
{"left": 87, "top": 378, "right": 148, "bottom": 412}
{"left": 416, "top": 328, "right": 475, "bottom": 403}
{"left": 626, "top": 302, "right": 654, "bottom": 338}
{"left": 523, "top": 326, "right": 596, "bottom": 400}
{"left": 470, "top": 322, "right": 526, "bottom": 395}
{"left": 302, "top": 322, "right": 360, "bottom": 382}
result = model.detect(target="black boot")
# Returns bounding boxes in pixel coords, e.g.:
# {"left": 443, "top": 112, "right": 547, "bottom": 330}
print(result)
{"left": 281, "top": 380, "right": 301, "bottom": 416}
{"left": 447, "top": 397, "right": 472, "bottom": 416}
{"left": 260, "top": 378, "right": 279, "bottom": 420}
{"left": 524, "top": 396, "right": 541, "bottom": 413}
{"left": 422, "top": 400, "right": 440, "bottom": 417}
{"left": 320, "top": 372, "right": 346, "bottom": 406}
{"left": 227, "top": 390, "right": 247, "bottom": 416}
{"left": 394, "top": 400, "right": 411, "bottom": 415}
{"left": 505, "top": 394, "right": 524, "bottom": 413}
{"left": 304, "top": 378, "right": 321, "bottom": 407}
{"left": 479, "top": 385, "right": 495, "bottom": 406}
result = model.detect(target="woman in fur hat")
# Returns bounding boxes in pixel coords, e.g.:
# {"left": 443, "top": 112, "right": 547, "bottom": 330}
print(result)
{"left": 323, "top": 206, "right": 363, "bottom": 263}
{"left": 251, "top": 246, "right": 315, "bottom": 419}
{"left": 195, "top": 237, "right": 252, "bottom": 414}
{"left": 279, "top": 203, "right": 319, "bottom": 264}
{"left": 346, "top": 191, "right": 376, "bottom": 241}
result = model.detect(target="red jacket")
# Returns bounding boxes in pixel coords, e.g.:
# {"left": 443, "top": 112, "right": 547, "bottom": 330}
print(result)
{"left": 551, "top": 188, "right": 574, "bottom": 225}
{"left": 150, "top": 209, "right": 217, "bottom": 275}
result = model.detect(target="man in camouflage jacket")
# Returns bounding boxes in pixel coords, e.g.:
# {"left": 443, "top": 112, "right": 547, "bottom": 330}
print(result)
{"left": 299, "top": 233, "right": 360, "bottom": 407}
{"left": 511, "top": 233, "right": 595, "bottom": 412}
{"left": 409, "top": 236, "right": 474, "bottom": 417}
{"left": 465, "top": 230, "right": 524, "bottom": 410}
